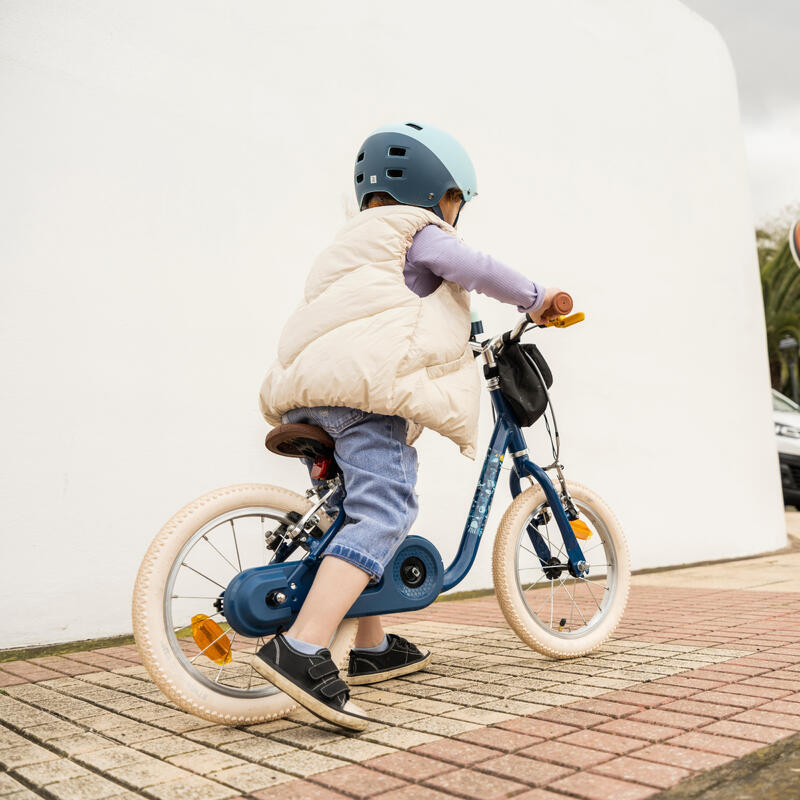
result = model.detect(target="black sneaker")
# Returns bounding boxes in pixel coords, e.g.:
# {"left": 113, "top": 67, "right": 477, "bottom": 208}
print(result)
{"left": 250, "top": 634, "right": 371, "bottom": 731}
{"left": 347, "top": 634, "right": 432, "bottom": 685}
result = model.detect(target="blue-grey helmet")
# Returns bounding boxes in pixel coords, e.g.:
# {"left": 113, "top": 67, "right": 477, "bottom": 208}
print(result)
{"left": 354, "top": 122, "right": 477, "bottom": 224}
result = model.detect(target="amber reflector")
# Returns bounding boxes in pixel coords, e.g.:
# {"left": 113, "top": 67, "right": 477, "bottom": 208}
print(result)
{"left": 190, "top": 614, "right": 232, "bottom": 665}
{"left": 570, "top": 519, "right": 593, "bottom": 541}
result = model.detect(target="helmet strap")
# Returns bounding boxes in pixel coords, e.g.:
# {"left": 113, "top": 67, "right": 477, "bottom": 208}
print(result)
{"left": 452, "top": 198, "right": 466, "bottom": 227}
{"left": 431, "top": 198, "right": 466, "bottom": 227}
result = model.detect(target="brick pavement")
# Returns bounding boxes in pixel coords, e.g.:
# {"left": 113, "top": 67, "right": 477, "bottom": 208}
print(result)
{"left": 2, "top": 584, "right": 800, "bottom": 799}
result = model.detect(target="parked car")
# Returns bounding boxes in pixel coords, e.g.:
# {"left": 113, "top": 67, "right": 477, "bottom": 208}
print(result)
{"left": 774, "top": 389, "right": 800, "bottom": 507}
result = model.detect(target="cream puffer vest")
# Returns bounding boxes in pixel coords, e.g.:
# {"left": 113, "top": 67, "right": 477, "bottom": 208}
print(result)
{"left": 259, "top": 205, "right": 481, "bottom": 459}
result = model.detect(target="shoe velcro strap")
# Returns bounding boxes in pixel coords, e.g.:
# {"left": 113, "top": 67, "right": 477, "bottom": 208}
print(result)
{"left": 318, "top": 677, "right": 349, "bottom": 699}
{"left": 307, "top": 658, "right": 338, "bottom": 681}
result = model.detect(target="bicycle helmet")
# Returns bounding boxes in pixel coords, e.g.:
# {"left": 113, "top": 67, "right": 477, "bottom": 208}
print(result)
{"left": 354, "top": 122, "right": 477, "bottom": 224}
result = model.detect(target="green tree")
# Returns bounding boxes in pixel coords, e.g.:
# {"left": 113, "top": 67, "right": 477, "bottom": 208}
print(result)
{"left": 757, "top": 206, "right": 800, "bottom": 392}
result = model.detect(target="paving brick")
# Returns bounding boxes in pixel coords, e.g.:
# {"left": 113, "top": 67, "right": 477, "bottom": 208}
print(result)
{"left": 207, "top": 762, "right": 293, "bottom": 792}
{"left": 567, "top": 699, "right": 640, "bottom": 718}
{"left": 362, "top": 726, "right": 441, "bottom": 750}
{"left": 251, "top": 780, "right": 350, "bottom": 799}
{"left": 145, "top": 774, "right": 238, "bottom": 800}
{"left": 425, "top": 767, "right": 528, "bottom": 800}
{"left": 658, "top": 699, "right": 741, "bottom": 719}
{"left": 600, "top": 690, "right": 672, "bottom": 708}
{"left": 0, "top": 742, "right": 59, "bottom": 768}
{"left": 695, "top": 719, "right": 789, "bottom": 744}
{"left": 621, "top": 742, "right": 731, "bottom": 772}
{"left": 167, "top": 747, "right": 246, "bottom": 774}
{"left": 476, "top": 752, "right": 572, "bottom": 784}
{"left": 548, "top": 771, "right": 658, "bottom": 800}
{"left": 76, "top": 745, "right": 153, "bottom": 771}
{"left": 312, "top": 764, "right": 406, "bottom": 798}
{"left": 314, "top": 738, "right": 396, "bottom": 763}
{"left": 0, "top": 670, "right": 28, "bottom": 687}
{"left": 219, "top": 737, "right": 295, "bottom": 762}
{"left": 759, "top": 698, "right": 800, "bottom": 715}
{"left": 0, "top": 727, "right": 27, "bottom": 748}
{"left": 365, "top": 750, "right": 454, "bottom": 781}
{"left": 265, "top": 750, "right": 348, "bottom": 778}
{"left": 133, "top": 736, "right": 205, "bottom": 759}
{"left": 107, "top": 758, "right": 187, "bottom": 788}
{"left": 411, "top": 738, "right": 498, "bottom": 766}
{"left": 519, "top": 740, "right": 614, "bottom": 768}
{"left": 403, "top": 716, "right": 482, "bottom": 737}
{"left": 628, "top": 708, "right": 710, "bottom": 730}
{"left": 558, "top": 729, "right": 644, "bottom": 755}
{"left": 533, "top": 708, "right": 612, "bottom": 728}
{"left": 50, "top": 732, "right": 115, "bottom": 757}
{"left": 270, "top": 725, "right": 341, "bottom": 748}
{"left": 591, "top": 755, "right": 690, "bottom": 788}
{"left": 45, "top": 773, "right": 130, "bottom": 800}
{"left": 596, "top": 719, "right": 684, "bottom": 742}
{"left": 496, "top": 718, "right": 577, "bottom": 739}
{"left": 15, "top": 757, "right": 90, "bottom": 784}
{"left": 689, "top": 690, "right": 765, "bottom": 708}
{"left": 1, "top": 662, "right": 63, "bottom": 682}
{"left": 456, "top": 726, "right": 542, "bottom": 752}
{"left": 666, "top": 730, "right": 765, "bottom": 757}
{"left": 372, "top": 785, "right": 457, "bottom": 800}
{"left": 729, "top": 708, "right": 800, "bottom": 731}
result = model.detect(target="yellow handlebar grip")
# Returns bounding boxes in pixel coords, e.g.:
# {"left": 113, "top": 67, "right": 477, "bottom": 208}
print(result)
{"left": 546, "top": 312, "right": 585, "bottom": 328}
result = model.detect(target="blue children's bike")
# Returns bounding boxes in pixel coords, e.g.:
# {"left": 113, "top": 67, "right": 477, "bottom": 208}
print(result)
{"left": 133, "top": 296, "right": 630, "bottom": 724}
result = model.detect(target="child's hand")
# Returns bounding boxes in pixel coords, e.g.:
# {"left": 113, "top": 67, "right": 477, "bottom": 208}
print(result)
{"left": 529, "top": 287, "right": 568, "bottom": 324}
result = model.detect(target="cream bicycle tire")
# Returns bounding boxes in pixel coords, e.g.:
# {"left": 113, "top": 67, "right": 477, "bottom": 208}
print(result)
{"left": 132, "top": 483, "right": 356, "bottom": 725}
{"left": 493, "top": 480, "right": 630, "bottom": 658}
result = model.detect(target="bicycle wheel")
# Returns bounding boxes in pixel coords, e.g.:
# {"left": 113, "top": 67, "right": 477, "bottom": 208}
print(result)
{"left": 132, "top": 483, "right": 356, "bottom": 725}
{"left": 493, "top": 480, "right": 630, "bottom": 658}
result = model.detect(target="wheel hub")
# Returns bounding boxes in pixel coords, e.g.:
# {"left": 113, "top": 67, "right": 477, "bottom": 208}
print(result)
{"left": 543, "top": 557, "right": 567, "bottom": 580}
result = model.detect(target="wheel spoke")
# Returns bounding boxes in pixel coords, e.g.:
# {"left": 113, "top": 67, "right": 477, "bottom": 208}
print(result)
{"left": 559, "top": 578, "right": 588, "bottom": 627}
{"left": 230, "top": 520, "right": 243, "bottom": 572}
{"left": 171, "top": 595, "right": 220, "bottom": 600}
{"left": 202, "top": 534, "right": 239, "bottom": 573}
{"left": 214, "top": 632, "right": 237, "bottom": 682}
{"left": 180, "top": 563, "right": 227, "bottom": 590}
{"left": 576, "top": 576, "right": 604, "bottom": 612}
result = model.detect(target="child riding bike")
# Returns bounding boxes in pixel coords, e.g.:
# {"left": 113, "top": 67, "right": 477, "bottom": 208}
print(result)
{"left": 255, "top": 122, "right": 567, "bottom": 729}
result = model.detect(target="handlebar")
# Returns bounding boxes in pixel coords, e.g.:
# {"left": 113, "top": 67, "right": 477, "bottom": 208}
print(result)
{"left": 469, "top": 292, "right": 583, "bottom": 362}
{"left": 538, "top": 291, "right": 573, "bottom": 318}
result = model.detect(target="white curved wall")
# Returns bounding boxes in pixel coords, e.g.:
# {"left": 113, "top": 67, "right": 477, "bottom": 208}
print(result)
{"left": 0, "top": 0, "right": 784, "bottom": 648}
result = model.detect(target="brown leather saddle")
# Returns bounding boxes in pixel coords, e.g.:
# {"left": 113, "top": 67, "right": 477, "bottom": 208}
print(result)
{"left": 264, "top": 423, "right": 339, "bottom": 479}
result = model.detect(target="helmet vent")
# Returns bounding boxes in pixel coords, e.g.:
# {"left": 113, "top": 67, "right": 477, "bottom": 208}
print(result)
{"left": 356, "top": 173, "right": 364, "bottom": 183}
{"left": 405, "top": 123, "right": 422, "bottom": 130}
{"left": 386, "top": 169, "right": 404, "bottom": 179}
{"left": 388, "top": 146, "right": 407, "bottom": 157}
{"left": 357, "top": 151, "right": 365, "bottom": 162}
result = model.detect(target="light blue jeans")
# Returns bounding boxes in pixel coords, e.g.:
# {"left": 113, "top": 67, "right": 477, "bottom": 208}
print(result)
{"left": 282, "top": 405, "right": 419, "bottom": 583}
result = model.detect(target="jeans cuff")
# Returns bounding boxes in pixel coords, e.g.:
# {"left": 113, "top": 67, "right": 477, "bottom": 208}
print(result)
{"left": 325, "top": 544, "right": 383, "bottom": 584}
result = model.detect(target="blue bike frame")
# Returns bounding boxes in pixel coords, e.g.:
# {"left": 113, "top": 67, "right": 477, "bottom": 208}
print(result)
{"left": 441, "top": 381, "right": 587, "bottom": 592}
{"left": 222, "top": 372, "right": 588, "bottom": 638}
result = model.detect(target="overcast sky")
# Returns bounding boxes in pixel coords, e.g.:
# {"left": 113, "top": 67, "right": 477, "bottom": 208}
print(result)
{"left": 682, "top": 0, "right": 799, "bottom": 222}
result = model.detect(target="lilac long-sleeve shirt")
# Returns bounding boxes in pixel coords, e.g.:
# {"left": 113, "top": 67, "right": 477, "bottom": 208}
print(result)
{"left": 404, "top": 225, "right": 545, "bottom": 313}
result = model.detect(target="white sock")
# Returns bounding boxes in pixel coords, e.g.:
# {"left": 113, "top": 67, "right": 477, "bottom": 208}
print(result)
{"left": 354, "top": 634, "right": 389, "bottom": 653}
{"left": 283, "top": 634, "right": 323, "bottom": 655}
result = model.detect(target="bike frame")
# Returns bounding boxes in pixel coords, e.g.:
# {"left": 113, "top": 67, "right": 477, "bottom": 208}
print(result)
{"left": 291, "top": 373, "right": 588, "bottom": 595}
{"left": 222, "top": 329, "right": 589, "bottom": 637}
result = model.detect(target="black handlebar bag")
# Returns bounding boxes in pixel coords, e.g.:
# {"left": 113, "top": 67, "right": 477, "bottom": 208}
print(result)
{"left": 494, "top": 339, "right": 553, "bottom": 427}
